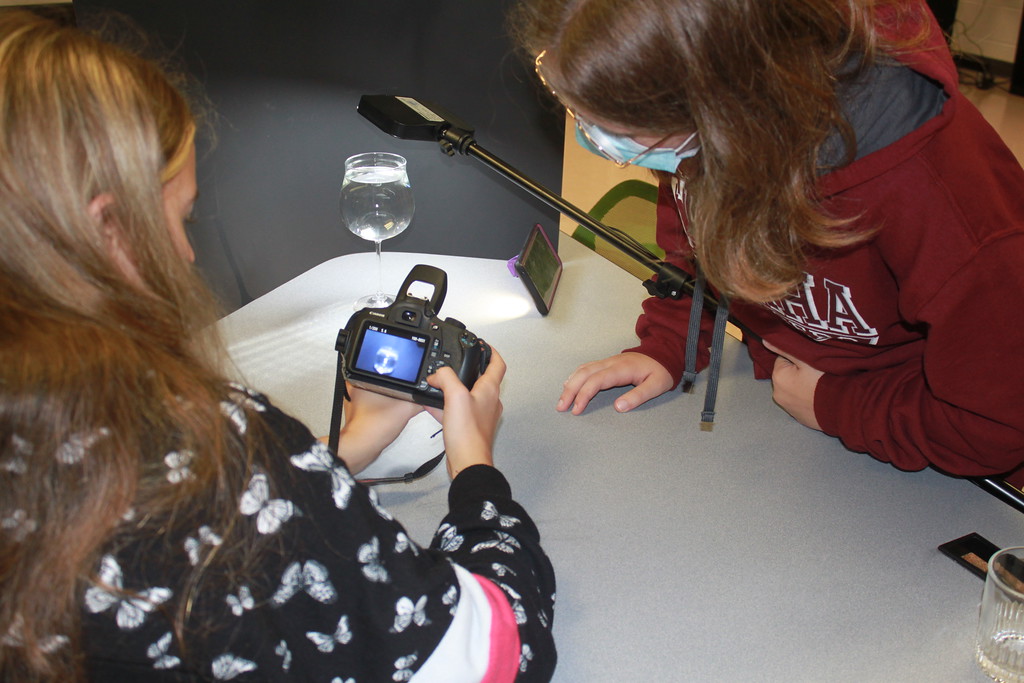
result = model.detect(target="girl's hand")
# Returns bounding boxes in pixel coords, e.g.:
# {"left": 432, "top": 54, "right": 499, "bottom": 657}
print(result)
{"left": 332, "top": 385, "right": 424, "bottom": 474}
{"left": 424, "top": 349, "right": 506, "bottom": 479}
{"left": 556, "top": 352, "right": 673, "bottom": 415}
{"left": 764, "top": 341, "right": 824, "bottom": 431}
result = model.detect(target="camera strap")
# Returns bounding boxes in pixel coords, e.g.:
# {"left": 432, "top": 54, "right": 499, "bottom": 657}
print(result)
{"left": 327, "top": 346, "right": 350, "bottom": 456}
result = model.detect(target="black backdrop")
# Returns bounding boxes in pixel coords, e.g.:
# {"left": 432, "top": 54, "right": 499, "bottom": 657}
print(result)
{"left": 926, "top": 0, "right": 958, "bottom": 35}
{"left": 74, "top": 0, "right": 564, "bottom": 311}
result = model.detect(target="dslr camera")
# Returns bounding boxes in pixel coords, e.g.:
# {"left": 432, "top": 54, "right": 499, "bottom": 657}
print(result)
{"left": 336, "top": 264, "right": 490, "bottom": 409}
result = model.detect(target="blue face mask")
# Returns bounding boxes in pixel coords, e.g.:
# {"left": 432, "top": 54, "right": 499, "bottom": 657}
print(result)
{"left": 574, "top": 120, "right": 700, "bottom": 172}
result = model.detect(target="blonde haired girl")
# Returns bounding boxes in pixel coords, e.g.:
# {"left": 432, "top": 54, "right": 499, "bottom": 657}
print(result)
{"left": 1, "top": 10, "right": 556, "bottom": 681}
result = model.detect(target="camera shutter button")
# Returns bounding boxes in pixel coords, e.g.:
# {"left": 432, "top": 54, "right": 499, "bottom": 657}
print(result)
{"left": 444, "top": 317, "right": 466, "bottom": 330}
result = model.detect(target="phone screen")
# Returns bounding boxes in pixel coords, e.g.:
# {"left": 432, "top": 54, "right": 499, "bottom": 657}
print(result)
{"left": 515, "top": 223, "right": 562, "bottom": 315}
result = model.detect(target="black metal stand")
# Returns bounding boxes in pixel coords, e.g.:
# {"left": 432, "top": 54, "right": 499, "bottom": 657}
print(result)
{"left": 972, "top": 477, "right": 1024, "bottom": 515}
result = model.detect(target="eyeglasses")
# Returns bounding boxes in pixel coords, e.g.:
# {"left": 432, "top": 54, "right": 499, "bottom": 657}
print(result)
{"left": 534, "top": 50, "right": 696, "bottom": 169}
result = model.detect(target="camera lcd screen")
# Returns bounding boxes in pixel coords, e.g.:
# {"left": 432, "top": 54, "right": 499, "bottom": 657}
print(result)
{"left": 353, "top": 324, "right": 428, "bottom": 384}
{"left": 515, "top": 223, "right": 562, "bottom": 315}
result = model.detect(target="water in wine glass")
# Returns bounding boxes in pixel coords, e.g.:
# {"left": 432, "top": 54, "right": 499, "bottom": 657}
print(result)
{"left": 340, "top": 152, "right": 414, "bottom": 309}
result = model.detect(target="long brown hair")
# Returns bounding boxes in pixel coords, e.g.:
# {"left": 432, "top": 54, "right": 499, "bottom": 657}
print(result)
{"left": 0, "top": 10, "right": 263, "bottom": 680}
{"left": 511, "top": 0, "right": 930, "bottom": 301}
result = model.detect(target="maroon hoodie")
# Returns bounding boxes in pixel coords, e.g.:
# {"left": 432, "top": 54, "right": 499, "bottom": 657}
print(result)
{"left": 625, "top": 2, "right": 1024, "bottom": 481}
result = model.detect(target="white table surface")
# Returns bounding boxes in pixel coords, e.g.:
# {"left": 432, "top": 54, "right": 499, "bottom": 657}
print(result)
{"left": 219, "top": 238, "right": 1022, "bottom": 682}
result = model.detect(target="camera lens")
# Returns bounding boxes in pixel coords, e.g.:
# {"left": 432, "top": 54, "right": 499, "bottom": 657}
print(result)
{"left": 402, "top": 310, "right": 417, "bottom": 322}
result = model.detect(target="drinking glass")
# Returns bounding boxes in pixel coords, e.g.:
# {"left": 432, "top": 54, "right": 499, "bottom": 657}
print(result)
{"left": 977, "top": 546, "right": 1024, "bottom": 682}
{"left": 340, "top": 152, "right": 414, "bottom": 309}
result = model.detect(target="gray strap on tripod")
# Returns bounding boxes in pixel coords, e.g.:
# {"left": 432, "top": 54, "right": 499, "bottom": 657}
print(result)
{"left": 680, "top": 264, "right": 729, "bottom": 428}
{"left": 681, "top": 267, "right": 706, "bottom": 394}
{"left": 701, "top": 295, "right": 730, "bottom": 429}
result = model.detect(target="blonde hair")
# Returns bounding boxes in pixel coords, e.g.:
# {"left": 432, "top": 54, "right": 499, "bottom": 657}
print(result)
{"left": 512, "top": 0, "right": 930, "bottom": 301}
{"left": 0, "top": 10, "right": 259, "bottom": 680}
{"left": 161, "top": 122, "right": 197, "bottom": 183}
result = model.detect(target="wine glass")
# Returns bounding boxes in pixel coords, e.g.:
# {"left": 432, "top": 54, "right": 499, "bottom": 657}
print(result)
{"left": 340, "top": 152, "right": 414, "bottom": 309}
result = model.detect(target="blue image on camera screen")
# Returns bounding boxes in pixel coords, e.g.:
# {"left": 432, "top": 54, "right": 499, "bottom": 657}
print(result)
{"left": 354, "top": 326, "right": 427, "bottom": 383}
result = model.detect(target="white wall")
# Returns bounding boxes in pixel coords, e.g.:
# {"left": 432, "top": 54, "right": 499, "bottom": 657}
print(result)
{"left": 953, "top": 0, "right": 1023, "bottom": 63}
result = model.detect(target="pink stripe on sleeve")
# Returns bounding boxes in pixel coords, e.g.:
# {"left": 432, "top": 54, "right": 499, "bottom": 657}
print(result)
{"left": 472, "top": 574, "right": 522, "bottom": 683}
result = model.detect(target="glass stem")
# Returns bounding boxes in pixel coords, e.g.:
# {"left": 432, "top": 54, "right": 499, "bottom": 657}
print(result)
{"left": 375, "top": 240, "right": 384, "bottom": 295}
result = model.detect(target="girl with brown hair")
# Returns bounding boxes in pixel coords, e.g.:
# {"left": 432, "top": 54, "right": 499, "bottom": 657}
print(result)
{"left": 515, "top": 0, "right": 1024, "bottom": 482}
{"left": 0, "top": 9, "right": 555, "bottom": 681}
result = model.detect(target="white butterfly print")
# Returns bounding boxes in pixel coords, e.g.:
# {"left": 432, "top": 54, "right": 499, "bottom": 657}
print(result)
{"left": 1, "top": 435, "right": 30, "bottom": 474}
{"left": 226, "top": 383, "right": 269, "bottom": 409}
{"left": 2, "top": 508, "right": 37, "bottom": 542}
{"left": 225, "top": 585, "right": 254, "bottom": 617}
{"left": 390, "top": 595, "right": 429, "bottom": 633}
{"left": 10, "top": 433, "right": 33, "bottom": 455}
{"left": 271, "top": 560, "right": 338, "bottom": 606}
{"left": 496, "top": 582, "right": 527, "bottom": 624}
{"left": 330, "top": 679, "right": 356, "bottom": 683}
{"left": 392, "top": 653, "right": 418, "bottom": 682}
{"left": 39, "top": 634, "right": 69, "bottom": 654}
{"left": 471, "top": 531, "right": 521, "bottom": 555}
{"left": 147, "top": 632, "right": 181, "bottom": 670}
{"left": 274, "top": 640, "right": 292, "bottom": 672}
{"left": 435, "top": 523, "right": 463, "bottom": 552}
{"left": 211, "top": 653, "right": 257, "bottom": 680}
{"left": 1, "top": 619, "right": 21, "bottom": 648}
{"left": 498, "top": 582, "right": 522, "bottom": 602}
{"left": 0, "top": 456, "right": 27, "bottom": 475}
{"left": 442, "top": 584, "right": 458, "bottom": 615}
{"left": 1, "top": 616, "right": 68, "bottom": 653}
{"left": 184, "top": 525, "right": 223, "bottom": 566}
{"left": 56, "top": 427, "right": 110, "bottom": 465}
{"left": 163, "top": 450, "right": 195, "bottom": 484}
{"left": 239, "top": 472, "right": 295, "bottom": 534}
{"left": 306, "top": 614, "right": 352, "bottom": 653}
{"left": 491, "top": 562, "right": 516, "bottom": 577}
{"left": 394, "top": 531, "right": 418, "bottom": 555}
{"left": 480, "top": 501, "right": 520, "bottom": 528}
{"left": 220, "top": 401, "right": 249, "bottom": 435}
{"left": 519, "top": 643, "right": 534, "bottom": 673}
{"left": 365, "top": 485, "right": 394, "bottom": 521}
{"left": 357, "top": 536, "right": 390, "bottom": 583}
{"left": 84, "top": 555, "right": 172, "bottom": 630}
{"left": 2, "top": 613, "right": 25, "bottom": 647}
{"left": 289, "top": 441, "right": 354, "bottom": 510}
{"left": 220, "top": 388, "right": 268, "bottom": 437}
